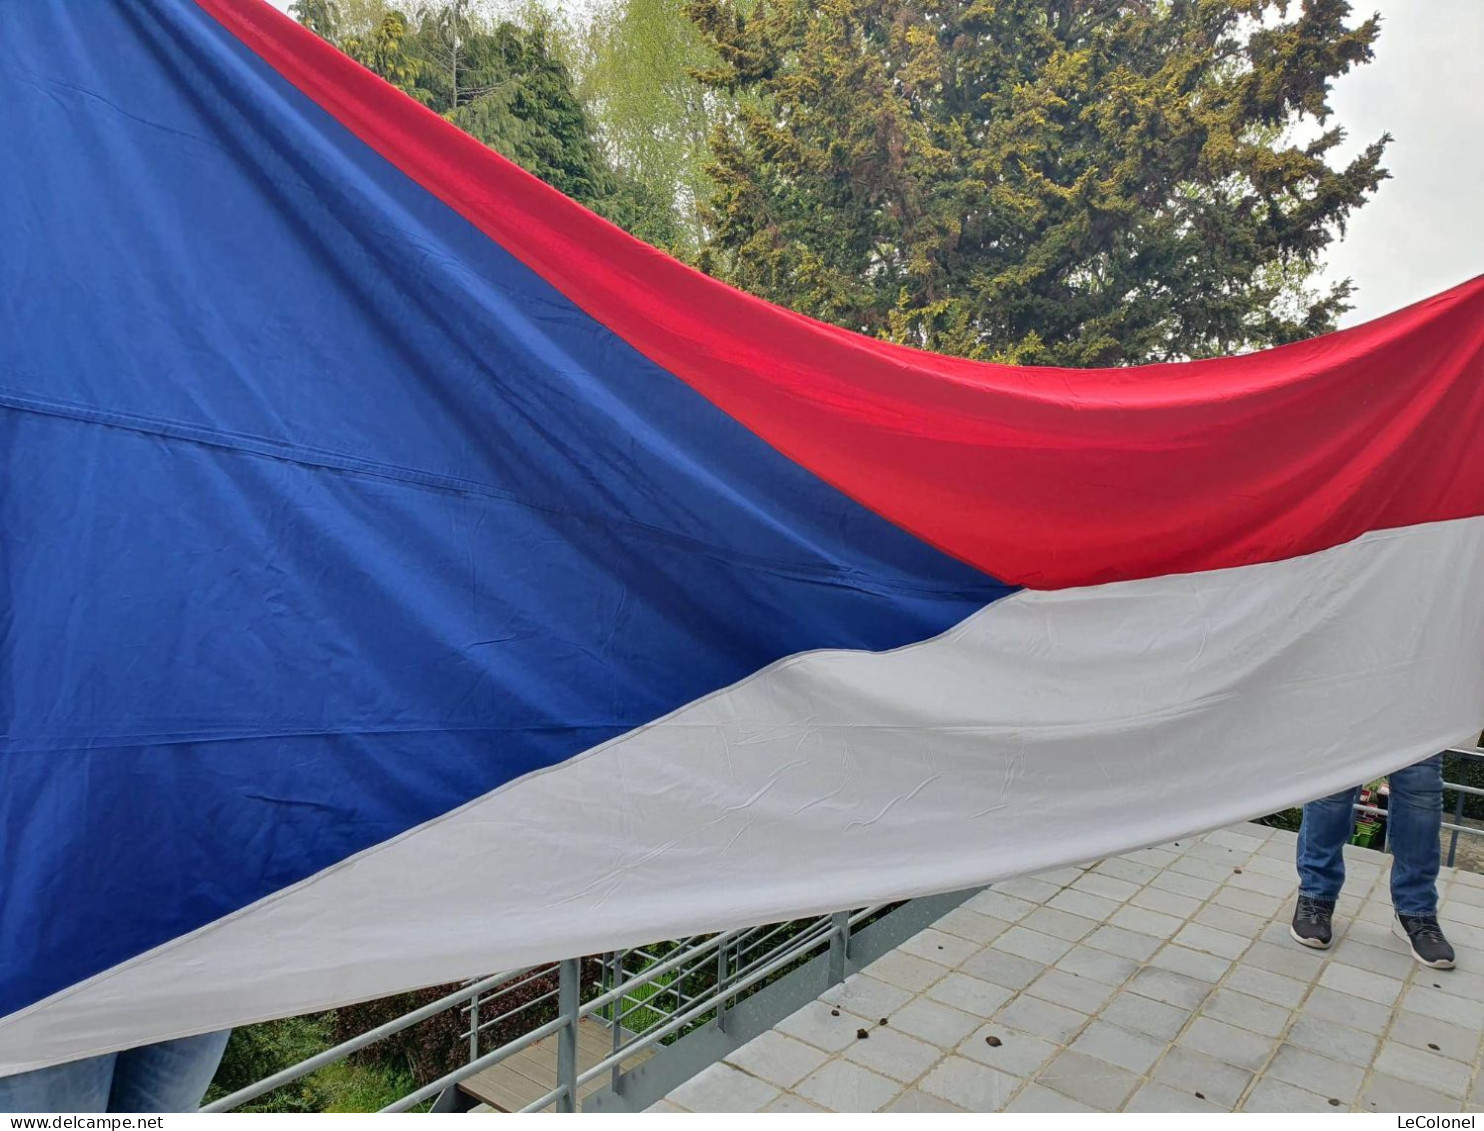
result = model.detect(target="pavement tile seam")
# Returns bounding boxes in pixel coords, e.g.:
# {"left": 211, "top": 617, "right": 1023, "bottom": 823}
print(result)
{"left": 663, "top": 826, "right": 1481, "bottom": 1113}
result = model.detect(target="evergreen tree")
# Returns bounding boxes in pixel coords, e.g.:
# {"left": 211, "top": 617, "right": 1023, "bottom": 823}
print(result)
{"left": 688, "top": 0, "right": 1390, "bottom": 364}
{"left": 430, "top": 22, "right": 610, "bottom": 203}
{"left": 345, "top": 8, "right": 423, "bottom": 97}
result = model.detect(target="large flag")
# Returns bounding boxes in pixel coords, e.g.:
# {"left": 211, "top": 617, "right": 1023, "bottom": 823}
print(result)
{"left": 2, "top": 0, "right": 1482, "bottom": 1074}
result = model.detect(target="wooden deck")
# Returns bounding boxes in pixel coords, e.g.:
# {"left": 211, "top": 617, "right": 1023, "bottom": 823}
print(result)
{"left": 459, "top": 1018, "right": 652, "bottom": 1112}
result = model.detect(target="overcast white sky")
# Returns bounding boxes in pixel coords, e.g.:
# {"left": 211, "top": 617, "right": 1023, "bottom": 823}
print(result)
{"left": 265, "top": 0, "right": 1481, "bottom": 324}
{"left": 1314, "top": 0, "right": 1483, "bottom": 323}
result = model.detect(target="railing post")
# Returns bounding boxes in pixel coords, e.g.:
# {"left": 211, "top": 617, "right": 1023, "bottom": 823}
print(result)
{"left": 609, "top": 951, "right": 623, "bottom": 1095}
{"left": 828, "top": 911, "right": 850, "bottom": 985}
{"left": 716, "top": 937, "right": 729, "bottom": 1033}
{"left": 1447, "top": 783, "right": 1465, "bottom": 868}
{"left": 557, "top": 958, "right": 580, "bottom": 1113}
{"left": 467, "top": 989, "right": 480, "bottom": 1063}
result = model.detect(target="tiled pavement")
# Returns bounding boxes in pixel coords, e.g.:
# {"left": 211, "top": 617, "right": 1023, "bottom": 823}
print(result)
{"left": 654, "top": 824, "right": 1484, "bottom": 1113}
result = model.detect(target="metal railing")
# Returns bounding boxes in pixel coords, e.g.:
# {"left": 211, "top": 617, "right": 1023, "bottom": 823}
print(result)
{"left": 1351, "top": 746, "right": 1484, "bottom": 868}
{"left": 204, "top": 745, "right": 1483, "bottom": 1114}
{"left": 404, "top": 904, "right": 889, "bottom": 1113}
{"left": 204, "top": 902, "right": 891, "bottom": 1114}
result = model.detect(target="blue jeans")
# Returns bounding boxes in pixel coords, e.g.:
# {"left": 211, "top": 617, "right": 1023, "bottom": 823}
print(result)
{"left": 0, "top": 1031, "right": 230, "bottom": 1113}
{"left": 1297, "top": 754, "right": 1443, "bottom": 917}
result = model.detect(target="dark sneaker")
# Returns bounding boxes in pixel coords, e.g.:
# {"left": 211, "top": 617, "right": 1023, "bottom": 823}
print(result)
{"left": 1393, "top": 914, "right": 1456, "bottom": 969}
{"left": 1290, "top": 894, "right": 1336, "bottom": 949}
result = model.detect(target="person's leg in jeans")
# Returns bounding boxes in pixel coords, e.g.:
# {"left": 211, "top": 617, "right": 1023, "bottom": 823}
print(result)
{"left": 1297, "top": 784, "right": 1361, "bottom": 901}
{"left": 1291, "top": 783, "right": 1360, "bottom": 947}
{"left": 108, "top": 1031, "right": 232, "bottom": 1113}
{"left": 1386, "top": 754, "right": 1443, "bottom": 915}
{"left": 0, "top": 1053, "right": 115, "bottom": 1112}
{"left": 1384, "top": 754, "right": 1455, "bottom": 968}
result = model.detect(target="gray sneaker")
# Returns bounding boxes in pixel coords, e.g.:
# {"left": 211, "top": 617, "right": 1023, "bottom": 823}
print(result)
{"left": 1393, "top": 914, "right": 1456, "bottom": 969}
{"left": 1290, "top": 894, "right": 1336, "bottom": 949}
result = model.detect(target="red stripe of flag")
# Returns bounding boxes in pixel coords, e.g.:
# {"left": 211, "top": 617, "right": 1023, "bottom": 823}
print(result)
{"left": 196, "top": 0, "right": 1484, "bottom": 589}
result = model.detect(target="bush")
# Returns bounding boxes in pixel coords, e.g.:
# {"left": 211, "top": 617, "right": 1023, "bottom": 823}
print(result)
{"left": 205, "top": 1015, "right": 333, "bottom": 1112}
{"left": 332, "top": 985, "right": 467, "bottom": 1086}
{"left": 1256, "top": 808, "right": 1303, "bottom": 834}
{"left": 205, "top": 1014, "right": 417, "bottom": 1113}
{"left": 1447, "top": 748, "right": 1484, "bottom": 821}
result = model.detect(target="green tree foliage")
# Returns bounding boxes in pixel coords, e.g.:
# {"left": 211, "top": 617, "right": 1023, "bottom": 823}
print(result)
{"left": 290, "top": 0, "right": 341, "bottom": 40}
{"left": 434, "top": 21, "right": 611, "bottom": 204}
{"left": 687, "top": 0, "right": 1390, "bottom": 364}
{"left": 347, "top": 8, "right": 424, "bottom": 96}
{"left": 290, "top": 0, "right": 394, "bottom": 44}
{"left": 294, "top": 2, "right": 678, "bottom": 249}
{"left": 575, "top": 0, "right": 726, "bottom": 251}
